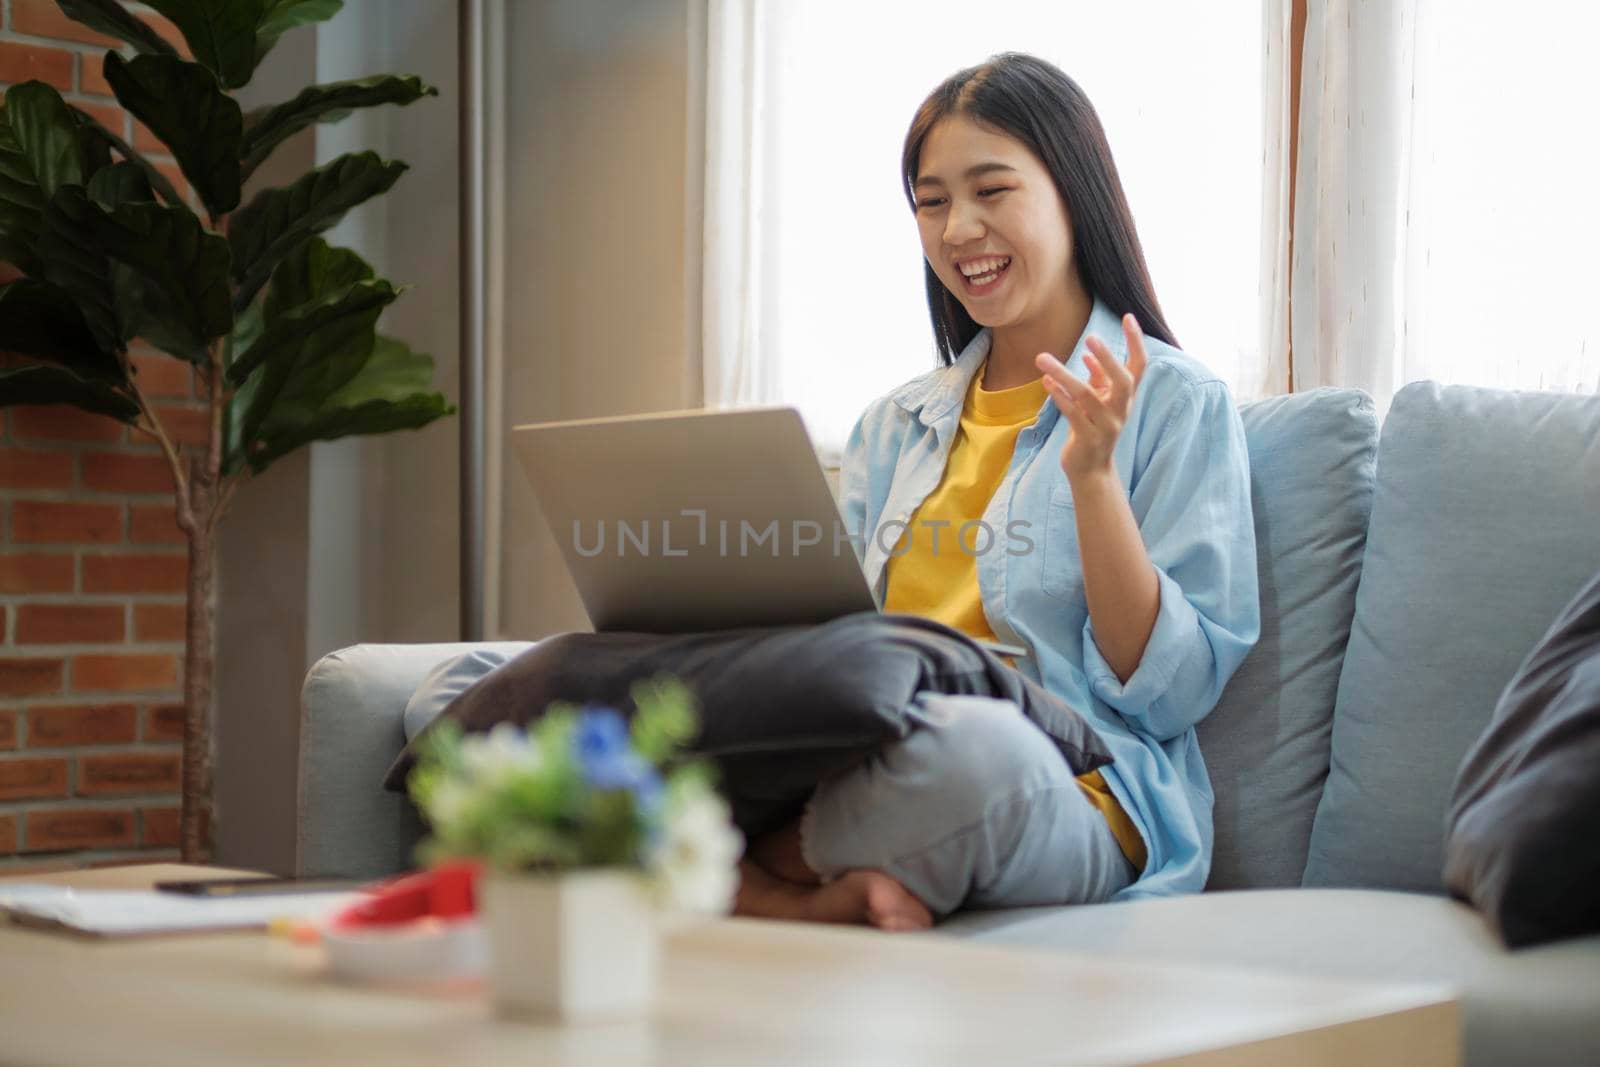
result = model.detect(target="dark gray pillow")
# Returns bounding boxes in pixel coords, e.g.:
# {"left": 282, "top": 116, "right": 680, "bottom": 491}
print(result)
{"left": 383, "top": 611, "right": 1112, "bottom": 839}
{"left": 1445, "top": 567, "right": 1600, "bottom": 948}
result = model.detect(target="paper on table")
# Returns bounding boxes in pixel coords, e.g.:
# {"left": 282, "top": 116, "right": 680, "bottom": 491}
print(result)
{"left": 0, "top": 884, "right": 362, "bottom": 938}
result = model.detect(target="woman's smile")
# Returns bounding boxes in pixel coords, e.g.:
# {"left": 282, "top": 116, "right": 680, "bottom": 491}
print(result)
{"left": 957, "top": 254, "right": 1013, "bottom": 294}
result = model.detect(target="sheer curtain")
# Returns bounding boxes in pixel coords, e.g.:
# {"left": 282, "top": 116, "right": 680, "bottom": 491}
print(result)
{"left": 1288, "top": 0, "right": 1600, "bottom": 416}
{"left": 1396, "top": 0, "right": 1600, "bottom": 400}
{"left": 702, "top": 1, "right": 1267, "bottom": 464}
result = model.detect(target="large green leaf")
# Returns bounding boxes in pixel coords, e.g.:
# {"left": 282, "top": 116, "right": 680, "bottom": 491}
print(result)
{"left": 228, "top": 151, "right": 406, "bottom": 310}
{"left": 55, "top": 0, "right": 178, "bottom": 59}
{"left": 104, "top": 53, "right": 242, "bottom": 216}
{"left": 70, "top": 105, "right": 184, "bottom": 208}
{"left": 240, "top": 75, "right": 437, "bottom": 182}
{"left": 0, "top": 279, "right": 122, "bottom": 382}
{"left": 86, "top": 161, "right": 154, "bottom": 209}
{"left": 0, "top": 363, "right": 139, "bottom": 421}
{"left": 36, "top": 189, "right": 131, "bottom": 352}
{"left": 42, "top": 186, "right": 232, "bottom": 363}
{"left": 0, "top": 103, "right": 48, "bottom": 274}
{"left": 235, "top": 334, "right": 451, "bottom": 472}
{"left": 255, "top": 0, "right": 343, "bottom": 67}
{"left": 141, "top": 0, "right": 264, "bottom": 90}
{"left": 227, "top": 279, "right": 397, "bottom": 447}
{"left": 5, "top": 82, "right": 83, "bottom": 201}
{"left": 262, "top": 236, "right": 372, "bottom": 321}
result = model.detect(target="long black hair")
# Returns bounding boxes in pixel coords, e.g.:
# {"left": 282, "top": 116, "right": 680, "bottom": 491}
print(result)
{"left": 901, "top": 52, "right": 1177, "bottom": 365}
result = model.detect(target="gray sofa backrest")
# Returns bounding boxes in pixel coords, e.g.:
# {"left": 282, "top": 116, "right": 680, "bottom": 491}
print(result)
{"left": 1200, "top": 388, "right": 1379, "bottom": 890}
{"left": 1304, "top": 382, "right": 1600, "bottom": 892}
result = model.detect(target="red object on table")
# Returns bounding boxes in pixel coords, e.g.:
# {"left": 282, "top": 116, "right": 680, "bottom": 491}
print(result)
{"left": 329, "top": 861, "right": 481, "bottom": 929}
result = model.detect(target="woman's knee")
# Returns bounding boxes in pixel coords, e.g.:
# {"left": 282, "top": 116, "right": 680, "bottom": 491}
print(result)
{"left": 901, "top": 692, "right": 1070, "bottom": 810}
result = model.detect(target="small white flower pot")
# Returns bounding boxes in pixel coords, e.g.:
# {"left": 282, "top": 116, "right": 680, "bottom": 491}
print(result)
{"left": 480, "top": 868, "right": 660, "bottom": 1023}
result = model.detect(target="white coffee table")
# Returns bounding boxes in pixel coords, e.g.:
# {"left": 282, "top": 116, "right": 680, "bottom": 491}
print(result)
{"left": 0, "top": 864, "right": 1458, "bottom": 1066}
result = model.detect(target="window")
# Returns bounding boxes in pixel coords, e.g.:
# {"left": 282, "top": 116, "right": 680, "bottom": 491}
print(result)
{"left": 738, "top": 1, "right": 1265, "bottom": 461}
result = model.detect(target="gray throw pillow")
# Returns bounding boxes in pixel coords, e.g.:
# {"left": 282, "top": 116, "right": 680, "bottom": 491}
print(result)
{"left": 1445, "top": 567, "right": 1600, "bottom": 947}
{"left": 383, "top": 611, "right": 1112, "bottom": 839}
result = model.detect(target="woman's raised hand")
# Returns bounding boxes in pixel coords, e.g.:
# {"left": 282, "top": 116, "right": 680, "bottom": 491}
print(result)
{"left": 1035, "top": 312, "right": 1149, "bottom": 486}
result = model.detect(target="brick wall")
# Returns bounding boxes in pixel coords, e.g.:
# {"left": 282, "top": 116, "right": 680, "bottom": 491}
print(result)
{"left": 0, "top": 1, "right": 207, "bottom": 871}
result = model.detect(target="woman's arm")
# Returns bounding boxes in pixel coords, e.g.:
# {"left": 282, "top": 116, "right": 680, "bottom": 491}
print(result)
{"left": 1071, "top": 471, "right": 1160, "bottom": 684}
{"left": 1038, "top": 317, "right": 1261, "bottom": 741}
{"left": 1037, "top": 314, "right": 1162, "bottom": 684}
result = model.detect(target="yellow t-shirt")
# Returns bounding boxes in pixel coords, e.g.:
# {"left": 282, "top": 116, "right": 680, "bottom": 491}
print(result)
{"left": 883, "top": 367, "right": 1148, "bottom": 872}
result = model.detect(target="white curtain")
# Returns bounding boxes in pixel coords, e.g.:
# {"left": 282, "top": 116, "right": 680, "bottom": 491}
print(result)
{"left": 701, "top": 0, "right": 779, "bottom": 411}
{"left": 1258, "top": 0, "right": 1294, "bottom": 397}
{"left": 1289, "top": 0, "right": 1417, "bottom": 414}
{"left": 1288, "top": 0, "right": 1600, "bottom": 415}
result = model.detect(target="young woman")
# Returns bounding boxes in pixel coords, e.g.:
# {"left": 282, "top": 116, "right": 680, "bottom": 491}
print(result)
{"left": 733, "top": 52, "right": 1261, "bottom": 930}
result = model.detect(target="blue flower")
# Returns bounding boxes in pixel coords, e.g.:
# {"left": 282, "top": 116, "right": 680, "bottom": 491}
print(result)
{"left": 574, "top": 706, "right": 664, "bottom": 800}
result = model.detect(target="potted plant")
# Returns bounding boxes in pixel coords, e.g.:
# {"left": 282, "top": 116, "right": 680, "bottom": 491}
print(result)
{"left": 406, "top": 675, "right": 744, "bottom": 1022}
{"left": 0, "top": 1, "right": 453, "bottom": 859}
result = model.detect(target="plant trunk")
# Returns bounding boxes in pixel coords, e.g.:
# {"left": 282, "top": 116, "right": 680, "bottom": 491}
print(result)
{"left": 180, "top": 472, "right": 216, "bottom": 863}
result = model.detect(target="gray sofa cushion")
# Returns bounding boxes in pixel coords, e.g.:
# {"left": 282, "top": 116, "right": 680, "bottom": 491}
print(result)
{"left": 1198, "top": 388, "right": 1378, "bottom": 889}
{"left": 1446, "top": 566, "right": 1600, "bottom": 947}
{"left": 935, "top": 888, "right": 1600, "bottom": 1067}
{"left": 1305, "top": 383, "right": 1600, "bottom": 892}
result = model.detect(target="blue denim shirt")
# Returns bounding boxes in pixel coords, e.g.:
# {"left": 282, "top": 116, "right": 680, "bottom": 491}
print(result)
{"left": 839, "top": 297, "right": 1261, "bottom": 899}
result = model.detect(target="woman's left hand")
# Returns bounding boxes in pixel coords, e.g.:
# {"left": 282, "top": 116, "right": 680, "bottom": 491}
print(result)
{"left": 1036, "top": 312, "right": 1149, "bottom": 486}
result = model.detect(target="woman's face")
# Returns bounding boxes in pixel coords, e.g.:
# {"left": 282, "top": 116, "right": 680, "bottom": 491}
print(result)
{"left": 912, "top": 114, "right": 1078, "bottom": 331}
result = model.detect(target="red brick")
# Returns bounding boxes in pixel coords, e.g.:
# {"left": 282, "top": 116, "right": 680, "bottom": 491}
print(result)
{"left": 130, "top": 354, "right": 194, "bottom": 399}
{"left": 11, "top": 500, "right": 123, "bottom": 545}
{"left": 0, "top": 710, "right": 16, "bottom": 751}
{"left": 11, "top": 405, "right": 125, "bottom": 444}
{"left": 15, "top": 604, "right": 124, "bottom": 644}
{"left": 10, "top": 0, "right": 123, "bottom": 48}
{"left": 73, "top": 99, "right": 123, "bottom": 137}
{"left": 153, "top": 159, "right": 191, "bottom": 204}
{"left": 0, "top": 757, "right": 68, "bottom": 800}
{"left": 134, "top": 603, "right": 186, "bottom": 641}
{"left": 25, "top": 704, "right": 137, "bottom": 747}
{"left": 0, "top": 448, "right": 73, "bottom": 490}
{"left": 130, "top": 505, "right": 185, "bottom": 545}
{"left": 79, "top": 52, "right": 113, "bottom": 97}
{"left": 0, "top": 658, "right": 64, "bottom": 697}
{"left": 144, "top": 703, "right": 184, "bottom": 742}
{"left": 131, "top": 118, "right": 165, "bottom": 154}
{"left": 0, "top": 814, "right": 15, "bottom": 852}
{"left": 81, "top": 452, "right": 175, "bottom": 494}
{"left": 78, "top": 752, "right": 180, "bottom": 795}
{"left": 71, "top": 652, "right": 179, "bottom": 692}
{"left": 0, "top": 41, "right": 73, "bottom": 92}
{"left": 140, "top": 806, "right": 178, "bottom": 848}
{"left": 136, "top": 405, "right": 210, "bottom": 449}
{"left": 0, "top": 554, "right": 74, "bottom": 593}
{"left": 24, "top": 808, "right": 136, "bottom": 851}
{"left": 82, "top": 553, "right": 186, "bottom": 594}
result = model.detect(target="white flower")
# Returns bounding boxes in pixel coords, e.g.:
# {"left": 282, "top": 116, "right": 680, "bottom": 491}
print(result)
{"left": 423, "top": 778, "right": 475, "bottom": 835}
{"left": 460, "top": 722, "right": 538, "bottom": 789}
{"left": 648, "top": 786, "right": 743, "bottom": 914}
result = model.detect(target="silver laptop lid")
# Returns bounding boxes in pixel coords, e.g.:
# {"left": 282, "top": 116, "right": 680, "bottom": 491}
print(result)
{"left": 512, "top": 405, "right": 876, "bottom": 633}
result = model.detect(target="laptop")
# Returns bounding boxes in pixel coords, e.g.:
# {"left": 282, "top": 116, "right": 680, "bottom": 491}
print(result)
{"left": 511, "top": 405, "right": 1027, "bottom": 657}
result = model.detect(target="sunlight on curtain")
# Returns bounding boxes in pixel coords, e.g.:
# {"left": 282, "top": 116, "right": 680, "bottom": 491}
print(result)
{"left": 1400, "top": 1, "right": 1600, "bottom": 397}
{"left": 737, "top": 1, "right": 1263, "bottom": 462}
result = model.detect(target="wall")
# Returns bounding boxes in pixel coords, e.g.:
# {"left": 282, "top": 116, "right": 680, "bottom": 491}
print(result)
{"left": 0, "top": 2, "right": 200, "bottom": 869}
{"left": 496, "top": 0, "right": 700, "bottom": 640}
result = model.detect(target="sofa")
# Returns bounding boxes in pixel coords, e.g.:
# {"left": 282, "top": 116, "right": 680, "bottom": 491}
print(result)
{"left": 296, "top": 382, "right": 1600, "bottom": 1066}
